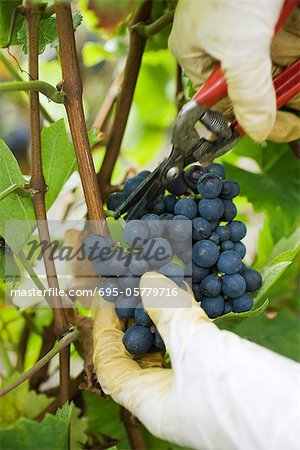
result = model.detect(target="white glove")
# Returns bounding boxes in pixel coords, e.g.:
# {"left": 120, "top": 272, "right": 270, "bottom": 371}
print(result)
{"left": 168, "top": 0, "right": 286, "bottom": 142}
{"left": 93, "top": 273, "right": 300, "bottom": 450}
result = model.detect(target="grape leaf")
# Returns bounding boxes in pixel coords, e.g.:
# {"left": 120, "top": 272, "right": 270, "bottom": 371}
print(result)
{"left": 258, "top": 256, "right": 299, "bottom": 311}
{"left": 83, "top": 391, "right": 130, "bottom": 448}
{"left": 0, "top": 140, "right": 35, "bottom": 253}
{"left": 215, "top": 298, "right": 269, "bottom": 330}
{"left": 235, "top": 309, "right": 300, "bottom": 362}
{"left": 56, "top": 401, "right": 87, "bottom": 449}
{"left": 70, "top": 405, "right": 88, "bottom": 450}
{"left": 0, "top": 239, "right": 20, "bottom": 285}
{"left": 0, "top": 375, "right": 52, "bottom": 428}
{"left": 255, "top": 216, "right": 274, "bottom": 269}
{"left": 0, "top": 414, "right": 69, "bottom": 450}
{"left": 223, "top": 145, "right": 300, "bottom": 242}
{"left": 17, "top": 12, "right": 83, "bottom": 54}
{"left": 0, "top": 0, "right": 23, "bottom": 46}
{"left": 41, "top": 119, "right": 77, "bottom": 209}
{"left": 254, "top": 227, "right": 300, "bottom": 306}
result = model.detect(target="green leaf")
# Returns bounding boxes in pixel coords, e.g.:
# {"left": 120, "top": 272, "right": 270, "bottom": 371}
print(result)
{"left": 223, "top": 160, "right": 300, "bottom": 241}
{"left": 235, "top": 309, "right": 300, "bottom": 362}
{"left": 56, "top": 402, "right": 73, "bottom": 422}
{"left": 0, "top": 239, "right": 20, "bottom": 285}
{"left": 255, "top": 215, "right": 274, "bottom": 269}
{"left": 0, "top": 140, "right": 35, "bottom": 253}
{"left": 17, "top": 17, "right": 57, "bottom": 55}
{"left": 41, "top": 119, "right": 77, "bottom": 209}
{"left": 255, "top": 227, "right": 300, "bottom": 306}
{"left": 0, "top": 374, "right": 52, "bottom": 428}
{"left": 259, "top": 256, "right": 299, "bottom": 311}
{"left": 83, "top": 391, "right": 130, "bottom": 449}
{"left": 70, "top": 404, "right": 88, "bottom": 450}
{"left": 0, "top": 414, "right": 69, "bottom": 450}
{"left": 215, "top": 299, "right": 269, "bottom": 330}
{"left": 72, "top": 11, "right": 83, "bottom": 29}
{"left": 17, "top": 11, "right": 82, "bottom": 54}
{"left": 223, "top": 142, "right": 300, "bottom": 242}
{"left": 0, "top": 1, "right": 23, "bottom": 46}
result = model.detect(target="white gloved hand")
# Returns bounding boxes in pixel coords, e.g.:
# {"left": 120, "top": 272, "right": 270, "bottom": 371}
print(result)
{"left": 169, "top": 0, "right": 292, "bottom": 142}
{"left": 94, "top": 273, "right": 300, "bottom": 450}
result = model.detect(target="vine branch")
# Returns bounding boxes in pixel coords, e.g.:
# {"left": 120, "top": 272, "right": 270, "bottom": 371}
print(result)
{"left": 0, "top": 51, "right": 55, "bottom": 123}
{"left": 0, "top": 80, "right": 64, "bottom": 103}
{"left": 0, "top": 328, "right": 80, "bottom": 398}
{"left": 97, "top": 0, "right": 153, "bottom": 198}
{"left": 132, "top": 10, "right": 174, "bottom": 37}
{"left": 55, "top": 2, "right": 108, "bottom": 237}
{"left": 24, "top": 0, "right": 70, "bottom": 405}
{"left": 121, "top": 407, "right": 148, "bottom": 450}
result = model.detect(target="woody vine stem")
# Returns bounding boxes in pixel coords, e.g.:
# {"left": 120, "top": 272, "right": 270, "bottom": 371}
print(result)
{"left": 23, "top": 0, "right": 71, "bottom": 405}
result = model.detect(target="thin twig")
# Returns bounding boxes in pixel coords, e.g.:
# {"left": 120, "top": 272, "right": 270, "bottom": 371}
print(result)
{"left": 0, "top": 80, "right": 64, "bottom": 103}
{"left": 132, "top": 10, "right": 174, "bottom": 37}
{"left": 97, "top": 0, "right": 153, "bottom": 198}
{"left": 29, "top": 321, "right": 56, "bottom": 390}
{"left": 24, "top": 0, "right": 70, "bottom": 405}
{"left": 121, "top": 407, "right": 148, "bottom": 450}
{"left": 0, "top": 328, "right": 80, "bottom": 398}
{"left": 92, "top": 71, "right": 124, "bottom": 134}
{"left": 16, "top": 321, "right": 31, "bottom": 371}
{"left": 0, "top": 51, "right": 55, "bottom": 123}
{"left": 55, "top": 2, "right": 108, "bottom": 237}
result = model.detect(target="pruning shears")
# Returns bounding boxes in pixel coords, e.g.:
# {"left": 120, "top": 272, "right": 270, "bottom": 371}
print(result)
{"left": 115, "top": 0, "right": 300, "bottom": 220}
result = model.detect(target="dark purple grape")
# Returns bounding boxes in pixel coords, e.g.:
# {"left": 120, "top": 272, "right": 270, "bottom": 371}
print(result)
{"left": 215, "top": 225, "right": 231, "bottom": 242}
{"left": 134, "top": 303, "right": 153, "bottom": 326}
{"left": 221, "top": 240, "right": 234, "bottom": 251}
{"left": 124, "top": 176, "right": 143, "bottom": 196}
{"left": 200, "top": 274, "right": 221, "bottom": 297}
{"left": 233, "top": 242, "right": 246, "bottom": 258}
{"left": 184, "top": 164, "right": 208, "bottom": 190}
{"left": 220, "top": 180, "right": 240, "bottom": 199}
{"left": 197, "top": 173, "right": 223, "bottom": 198}
{"left": 222, "top": 273, "right": 246, "bottom": 298}
{"left": 217, "top": 250, "right": 242, "bottom": 274}
{"left": 231, "top": 293, "right": 253, "bottom": 313}
{"left": 242, "top": 268, "right": 262, "bottom": 292}
{"left": 149, "top": 197, "right": 165, "bottom": 215}
{"left": 198, "top": 198, "right": 224, "bottom": 221}
{"left": 201, "top": 295, "right": 225, "bottom": 318}
{"left": 228, "top": 221, "right": 247, "bottom": 242}
{"left": 192, "top": 217, "right": 212, "bottom": 240}
{"left": 115, "top": 294, "right": 140, "bottom": 319}
{"left": 164, "top": 194, "right": 177, "bottom": 213}
{"left": 221, "top": 200, "right": 237, "bottom": 222}
{"left": 192, "top": 240, "right": 219, "bottom": 268}
{"left": 123, "top": 220, "right": 149, "bottom": 247}
{"left": 106, "top": 192, "right": 127, "bottom": 211}
{"left": 206, "top": 163, "right": 226, "bottom": 179}
{"left": 174, "top": 198, "right": 198, "bottom": 219}
{"left": 123, "top": 325, "right": 154, "bottom": 355}
{"left": 166, "top": 172, "right": 188, "bottom": 195}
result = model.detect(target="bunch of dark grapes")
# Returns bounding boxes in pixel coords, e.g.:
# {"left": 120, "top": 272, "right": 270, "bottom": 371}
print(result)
{"left": 85, "top": 163, "right": 262, "bottom": 356}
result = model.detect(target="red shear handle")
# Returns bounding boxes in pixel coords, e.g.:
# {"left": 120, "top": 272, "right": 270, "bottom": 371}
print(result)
{"left": 193, "top": 0, "right": 298, "bottom": 109}
{"left": 233, "top": 59, "right": 300, "bottom": 135}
